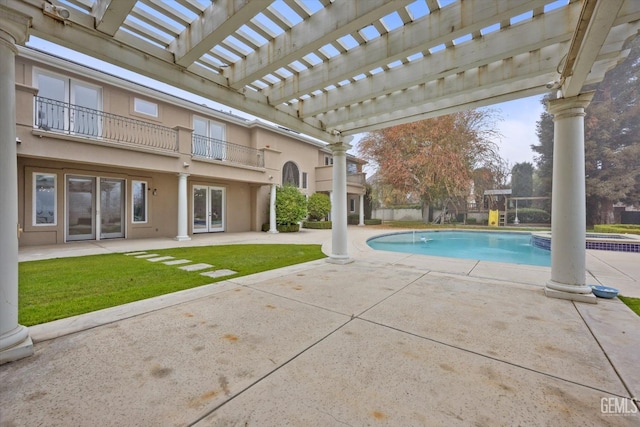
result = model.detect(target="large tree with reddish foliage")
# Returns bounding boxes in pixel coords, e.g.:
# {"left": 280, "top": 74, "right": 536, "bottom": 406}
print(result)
{"left": 358, "top": 110, "right": 506, "bottom": 220}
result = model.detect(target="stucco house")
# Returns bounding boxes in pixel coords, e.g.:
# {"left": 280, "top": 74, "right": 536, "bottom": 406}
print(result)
{"left": 14, "top": 46, "right": 366, "bottom": 246}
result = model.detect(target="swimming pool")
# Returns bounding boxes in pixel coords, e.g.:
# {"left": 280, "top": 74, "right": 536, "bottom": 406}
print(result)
{"left": 367, "top": 231, "right": 551, "bottom": 266}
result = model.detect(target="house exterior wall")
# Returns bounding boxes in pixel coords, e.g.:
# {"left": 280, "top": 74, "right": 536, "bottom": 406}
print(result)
{"left": 14, "top": 48, "right": 366, "bottom": 247}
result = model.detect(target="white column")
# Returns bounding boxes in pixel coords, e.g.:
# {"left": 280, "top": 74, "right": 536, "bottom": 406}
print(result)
{"left": 0, "top": 6, "right": 34, "bottom": 364}
{"left": 358, "top": 194, "right": 365, "bottom": 226}
{"left": 545, "top": 93, "right": 596, "bottom": 303}
{"left": 328, "top": 139, "right": 353, "bottom": 264}
{"left": 175, "top": 173, "right": 191, "bottom": 241}
{"left": 269, "top": 184, "right": 278, "bottom": 233}
{"left": 328, "top": 191, "right": 333, "bottom": 221}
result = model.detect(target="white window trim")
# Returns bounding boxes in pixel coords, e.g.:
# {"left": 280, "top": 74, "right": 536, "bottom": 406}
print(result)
{"left": 32, "top": 172, "right": 57, "bottom": 226}
{"left": 132, "top": 180, "right": 148, "bottom": 224}
{"left": 133, "top": 97, "right": 158, "bottom": 117}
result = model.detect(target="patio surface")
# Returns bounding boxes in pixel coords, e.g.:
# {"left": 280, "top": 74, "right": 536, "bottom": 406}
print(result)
{"left": 2, "top": 227, "right": 639, "bottom": 426}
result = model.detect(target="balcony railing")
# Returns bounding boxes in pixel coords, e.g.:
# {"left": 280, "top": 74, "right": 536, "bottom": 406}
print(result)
{"left": 192, "top": 134, "right": 264, "bottom": 168}
{"left": 347, "top": 172, "right": 366, "bottom": 186}
{"left": 34, "top": 96, "right": 178, "bottom": 151}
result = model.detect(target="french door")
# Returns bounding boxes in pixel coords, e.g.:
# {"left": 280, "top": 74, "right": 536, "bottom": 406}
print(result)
{"left": 193, "top": 186, "right": 225, "bottom": 233}
{"left": 66, "top": 176, "right": 125, "bottom": 241}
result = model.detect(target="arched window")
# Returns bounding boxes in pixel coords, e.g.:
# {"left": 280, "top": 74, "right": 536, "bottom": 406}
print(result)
{"left": 282, "top": 161, "right": 300, "bottom": 187}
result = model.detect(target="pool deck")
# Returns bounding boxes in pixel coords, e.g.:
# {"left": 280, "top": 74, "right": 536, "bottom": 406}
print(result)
{"left": 3, "top": 227, "right": 639, "bottom": 426}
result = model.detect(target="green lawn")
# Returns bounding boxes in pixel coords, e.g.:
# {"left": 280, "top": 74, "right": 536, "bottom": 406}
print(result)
{"left": 619, "top": 296, "right": 640, "bottom": 317}
{"left": 19, "top": 244, "right": 325, "bottom": 326}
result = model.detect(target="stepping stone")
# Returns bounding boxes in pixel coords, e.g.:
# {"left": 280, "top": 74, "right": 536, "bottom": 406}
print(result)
{"left": 135, "top": 254, "right": 159, "bottom": 258}
{"left": 147, "top": 256, "right": 175, "bottom": 262}
{"left": 124, "top": 251, "right": 147, "bottom": 256}
{"left": 201, "top": 269, "right": 237, "bottom": 279}
{"left": 179, "top": 263, "right": 213, "bottom": 271}
{"left": 164, "top": 259, "right": 191, "bottom": 266}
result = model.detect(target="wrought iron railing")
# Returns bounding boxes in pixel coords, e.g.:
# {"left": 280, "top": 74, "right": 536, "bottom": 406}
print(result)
{"left": 34, "top": 96, "right": 178, "bottom": 151}
{"left": 192, "top": 134, "right": 265, "bottom": 168}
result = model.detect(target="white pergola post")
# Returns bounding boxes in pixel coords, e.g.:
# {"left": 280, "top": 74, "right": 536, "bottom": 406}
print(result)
{"left": 0, "top": 6, "right": 34, "bottom": 364}
{"left": 328, "top": 139, "right": 353, "bottom": 264}
{"left": 175, "top": 173, "right": 191, "bottom": 241}
{"left": 269, "top": 183, "right": 278, "bottom": 233}
{"left": 358, "top": 194, "right": 365, "bottom": 226}
{"left": 545, "top": 93, "right": 596, "bottom": 303}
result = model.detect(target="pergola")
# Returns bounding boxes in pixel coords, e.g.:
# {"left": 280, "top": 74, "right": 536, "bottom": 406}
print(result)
{"left": 1, "top": 0, "right": 639, "bottom": 362}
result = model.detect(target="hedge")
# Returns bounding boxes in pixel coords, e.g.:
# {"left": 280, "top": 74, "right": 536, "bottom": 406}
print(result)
{"left": 303, "top": 221, "right": 332, "bottom": 229}
{"left": 261, "top": 223, "right": 301, "bottom": 232}
{"left": 506, "top": 208, "right": 550, "bottom": 224}
{"left": 593, "top": 224, "right": 640, "bottom": 235}
{"left": 364, "top": 219, "right": 382, "bottom": 225}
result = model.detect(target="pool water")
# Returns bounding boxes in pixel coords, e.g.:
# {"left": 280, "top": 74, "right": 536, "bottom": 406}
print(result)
{"left": 367, "top": 231, "right": 551, "bottom": 267}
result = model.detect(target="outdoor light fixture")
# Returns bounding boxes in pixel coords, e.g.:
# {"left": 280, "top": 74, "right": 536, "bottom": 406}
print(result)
{"left": 152, "top": 189, "right": 157, "bottom": 196}
{"left": 43, "top": 2, "right": 70, "bottom": 21}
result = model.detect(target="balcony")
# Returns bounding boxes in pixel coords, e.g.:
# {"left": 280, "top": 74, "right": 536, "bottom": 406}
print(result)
{"left": 347, "top": 172, "right": 366, "bottom": 186}
{"left": 192, "top": 135, "right": 264, "bottom": 168}
{"left": 34, "top": 96, "right": 178, "bottom": 151}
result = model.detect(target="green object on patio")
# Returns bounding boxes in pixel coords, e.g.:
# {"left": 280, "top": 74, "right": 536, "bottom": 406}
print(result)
{"left": 18, "top": 244, "right": 325, "bottom": 326}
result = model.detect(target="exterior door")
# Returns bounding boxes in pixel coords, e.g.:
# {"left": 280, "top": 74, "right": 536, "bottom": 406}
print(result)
{"left": 100, "top": 178, "right": 125, "bottom": 239}
{"left": 67, "top": 176, "right": 96, "bottom": 241}
{"left": 193, "top": 185, "right": 225, "bottom": 233}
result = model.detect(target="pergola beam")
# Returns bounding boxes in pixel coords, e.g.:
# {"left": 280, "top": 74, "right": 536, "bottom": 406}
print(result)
{"left": 171, "top": 0, "right": 267, "bottom": 68}
{"left": 265, "top": 0, "right": 552, "bottom": 105}
{"left": 93, "top": 0, "right": 136, "bottom": 36}
{"left": 227, "top": 0, "right": 411, "bottom": 89}
{"left": 320, "top": 43, "right": 567, "bottom": 132}
{"left": 298, "top": 5, "right": 579, "bottom": 119}
{"left": 561, "top": 0, "right": 625, "bottom": 97}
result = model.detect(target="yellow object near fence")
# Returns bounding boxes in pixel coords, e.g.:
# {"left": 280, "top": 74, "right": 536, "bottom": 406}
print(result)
{"left": 489, "top": 210, "right": 499, "bottom": 226}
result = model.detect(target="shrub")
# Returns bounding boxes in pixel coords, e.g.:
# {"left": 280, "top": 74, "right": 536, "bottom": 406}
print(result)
{"left": 303, "top": 221, "right": 332, "bottom": 229}
{"left": 276, "top": 185, "right": 307, "bottom": 227}
{"left": 364, "top": 219, "right": 382, "bottom": 225}
{"left": 261, "top": 223, "right": 302, "bottom": 232}
{"left": 347, "top": 214, "right": 360, "bottom": 225}
{"left": 307, "top": 193, "right": 331, "bottom": 221}
{"left": 594, "top": 224, "right": 640, "bottom": 235}
{"left": 466, "top": 218, "right": 477, "bottom": 224}
{"left": 506, "top": 208, "right": 550, "bottom": 224}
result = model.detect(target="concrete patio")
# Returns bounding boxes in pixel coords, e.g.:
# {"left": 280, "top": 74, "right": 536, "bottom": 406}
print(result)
{"left": 2, "top": 227, "right": 639, "bottom": 426}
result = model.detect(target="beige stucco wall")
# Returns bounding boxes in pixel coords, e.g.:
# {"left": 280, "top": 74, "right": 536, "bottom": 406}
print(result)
{"left": 14, "top": 50, "right": 365, "bottom": 247}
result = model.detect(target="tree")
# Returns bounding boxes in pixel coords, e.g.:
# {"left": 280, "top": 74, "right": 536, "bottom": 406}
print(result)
{"left": 511, "top": 162, "right": 534, "bottom": 207}
{"left": 307, "top": 192, "right": 331, "bottom": 221}
{"left": 531, "top": 35, "right": 640, "bottom": 225}
{"left": 275, "top": 185, "right": 307, "bottom": 227}
{"left": 358, "top": 110, "right": 506, "bottom": 221}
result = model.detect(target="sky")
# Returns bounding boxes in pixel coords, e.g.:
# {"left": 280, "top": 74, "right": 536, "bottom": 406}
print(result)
{"left": 26, "top": 34, "right": 546, "bottom": 171}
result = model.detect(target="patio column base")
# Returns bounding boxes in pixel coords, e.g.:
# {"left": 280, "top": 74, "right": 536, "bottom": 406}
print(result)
{"left": 0, "top": 325, "right": 33, "bottom": 365}
{"left": 327, "top": 255, "right": 354, "bottom": 265}
{"left": 174, "top": 235, "right": 191, "bottom": 241}
{"left": 545, "top": 281, "right": 596, "bottom": 304}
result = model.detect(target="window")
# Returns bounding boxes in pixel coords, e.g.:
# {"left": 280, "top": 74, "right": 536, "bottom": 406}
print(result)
{"left": 324, "top": 155, "right": 333, "bottom": 165}
{"left": 34, "top": 69, "right": 102, "bottom": 136}
{"left": 132, "top": 181, "right": 147, "bottom": 223}
{"left": 134, "top": 98, "right": 158, "bottom": 117}
{"left": 302, "top": 172, "right": 308, "bottom": 189}
{"left": 33, "top": 173, "right": 56, "bottom": 225}
{"left": 193, "top": 116, "right": 226, "bottom": 159}
{"left": 347, "top": 162, "right": 358, "bottom": 174}
{"left": 283, "top": 161, "right": 300, "bottom": 187}
{"left": 350, "top": 198, "right": 356, "bottom": 212}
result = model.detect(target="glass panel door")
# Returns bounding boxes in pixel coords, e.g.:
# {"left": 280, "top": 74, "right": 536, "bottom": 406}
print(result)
{"left": 193, "top": 186, "right": 208, "bottom": 233}
{"left": 71, "top": 82, "right": 101, "bottom": 137}
{"left": 100, "top": 178, "right": 125, "bottom": 239}
{"left": 67, "top": 176, "right": 95, "bottom": 241}
{"left": 192, "top": 185, "right": 225, "bottom": 233}
{"left": 209, "top": 187, "right": 225, "bottom": 232}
